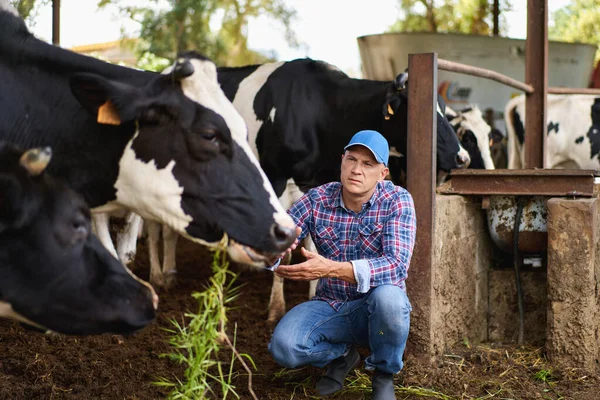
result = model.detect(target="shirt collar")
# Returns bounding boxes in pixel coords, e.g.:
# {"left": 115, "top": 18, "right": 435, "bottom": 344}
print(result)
{"left": 329, "top": 181, "right": 382, "bottom": 211}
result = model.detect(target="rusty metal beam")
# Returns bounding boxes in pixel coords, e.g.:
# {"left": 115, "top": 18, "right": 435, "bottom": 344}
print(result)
{"left": 406, "top": 53, "right": 437, "bottom": 358}
{"left": 548, "top": 87, "right": 600, "bottom": 95}
{"left": 440, "top": 169, "right": 599, "bottom": 197}
{"left": 524, "top": 0, "right": 548, "bottom": 168}
{"left": 438, "top": 59, "right": 534, "bottom": 94}
{"left": 52, "top": 0, "right": 60, "bottom": 45}
{"left": 438, "top": 59, "right": 600, "bottom": 96}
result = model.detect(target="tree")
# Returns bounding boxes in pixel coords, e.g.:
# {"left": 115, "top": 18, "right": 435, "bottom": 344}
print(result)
{"left": 549, "top": 0, "right": 600, "bottom": 63}
{"left": 388, "top": 0, "right": 513, "bottom": 36}
{"left": 9, "top": 0, "right": 50, "bottom": 26}
{"left": 98, "top": 0, "right": 300, "bottom": 67}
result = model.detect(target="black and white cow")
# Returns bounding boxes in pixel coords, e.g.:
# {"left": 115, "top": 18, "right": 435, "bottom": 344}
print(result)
{"left": 505, "top": 94, "right": 600, "bottom": 169}
{"left": 0, "top": 6, "right": 297, "bottom": 268}
{"left": 446, "top": 105, "right": 496, "bottom": 170}
{"left": 0, "top": 142, "right": 157, "bottom": 335}
{"left": 216, "top": 59, "right": 474, "bottom": 321}
{"left": 133, "top": 58, "right": 471, "bottom": 321}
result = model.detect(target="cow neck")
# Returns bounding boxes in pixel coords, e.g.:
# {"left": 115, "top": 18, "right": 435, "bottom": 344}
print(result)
{"left": 0, "top": 12, "right": 155, "bottom": 208}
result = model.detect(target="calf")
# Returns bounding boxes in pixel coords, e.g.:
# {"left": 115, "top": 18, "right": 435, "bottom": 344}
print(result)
{"left": 0, "top": 142, "right": 157, "bottom": 335}
{"left": 0, "top": 6, "right": 296, "bottom": 270}
{"left": 446, "top": 105, "right": 496, "bottom": 169}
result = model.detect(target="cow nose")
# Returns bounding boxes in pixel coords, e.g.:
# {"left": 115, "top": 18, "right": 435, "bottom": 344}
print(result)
{"left": 270, "top": 223, "right": 297, "bottom": 250}
{"left": 457, "top": 153, "right": 471, "bottom": 168}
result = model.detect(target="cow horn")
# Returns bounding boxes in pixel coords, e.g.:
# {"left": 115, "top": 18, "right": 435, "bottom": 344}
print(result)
{"left": 20, "top": 147, "right": 52, "bottom": 176}
{"left": 173, "top": 59, "right": 195, "bottom": 81}
{"left": 394, "top": 72, "right": 408, "bottom": 91}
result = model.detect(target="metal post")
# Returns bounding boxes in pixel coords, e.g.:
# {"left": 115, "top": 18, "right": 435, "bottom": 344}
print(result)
{"left": 406, "top": 53, "right": 437, "bottom": 357}
{"left": 524, "top": 0, "right": 548, "bottom": 168}
{"left": 52, "top": 0, "right": 60, "bottom": 45}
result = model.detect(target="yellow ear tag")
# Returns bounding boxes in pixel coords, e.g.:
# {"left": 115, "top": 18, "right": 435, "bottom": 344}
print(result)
{"left": 387, "top": 104, "right": 395, "bottom": 116}
{"left": 97, "top": 101, "right": 121, "bottom": 125}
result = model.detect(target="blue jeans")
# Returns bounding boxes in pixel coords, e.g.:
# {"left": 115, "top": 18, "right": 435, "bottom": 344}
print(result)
{"left": 268, "top": 284, "right": 411, "bottom": 374}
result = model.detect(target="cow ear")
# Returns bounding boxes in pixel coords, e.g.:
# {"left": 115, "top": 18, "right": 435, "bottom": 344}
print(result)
{"left": 383, "top": 86, "right": 406, "bottom": 120}
{"left": 69, "top": 73, "right": 142, "bottom": 125}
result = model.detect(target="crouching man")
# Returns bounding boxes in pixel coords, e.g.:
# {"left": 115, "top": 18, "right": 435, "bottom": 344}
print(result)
{"left": 268, "top": 130, "right": 416, "bottom": 399}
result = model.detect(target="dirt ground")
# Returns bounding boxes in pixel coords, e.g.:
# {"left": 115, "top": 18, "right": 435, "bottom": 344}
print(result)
{"left": 0, "top": 237, "right": 598, "bottom": 400}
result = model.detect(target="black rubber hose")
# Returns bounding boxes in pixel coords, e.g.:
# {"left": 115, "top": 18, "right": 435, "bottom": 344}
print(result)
{"left": 513, "top": 197, "right": 526, "bottom": 345}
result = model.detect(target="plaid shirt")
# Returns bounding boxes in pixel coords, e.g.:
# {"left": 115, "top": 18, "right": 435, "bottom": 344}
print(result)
{"left": 286, "top": 180, "right": 416, "bottom": 311}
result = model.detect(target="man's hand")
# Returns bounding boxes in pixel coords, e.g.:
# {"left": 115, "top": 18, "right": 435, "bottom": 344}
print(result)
{"left": 275, "top": 247, "right": 356, "bottom": 284}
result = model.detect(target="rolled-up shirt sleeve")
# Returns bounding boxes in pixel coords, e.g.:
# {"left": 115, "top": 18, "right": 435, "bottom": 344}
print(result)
{"left": 352, "top": 191, "right": 416, "bottom": 292}
{"left": 350, "top": 260, "right": 371, "bottom": 293}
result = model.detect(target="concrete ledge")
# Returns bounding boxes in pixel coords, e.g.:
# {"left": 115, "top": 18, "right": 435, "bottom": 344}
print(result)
{"left": 546, "top": 197, "right": 599, "bottom": 371}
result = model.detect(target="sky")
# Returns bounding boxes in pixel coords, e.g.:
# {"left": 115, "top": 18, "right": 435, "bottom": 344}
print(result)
{"left": 29, "top": 0, "right": 573, "bottom": 77}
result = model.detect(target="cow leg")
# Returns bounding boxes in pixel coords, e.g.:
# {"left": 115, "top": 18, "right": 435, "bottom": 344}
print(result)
{"left": 162, "top": 225, "right": 179, "bottom": 289}
{"left": 267, "top": 273, "right": 286, "bottom": 325}
{"left": 147, "top": 220, "right": 164, "bottom": 288}
{"left": 116, "top": 212, "right": 142, "bottom": 265}
{"left": 304, "top": 236, "right": 318, "bottom": 299}
{"left": 92, "top": 213, "right": 118, "bottom": 259}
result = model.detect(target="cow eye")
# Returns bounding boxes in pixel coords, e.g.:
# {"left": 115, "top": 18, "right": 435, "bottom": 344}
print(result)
{"left": 200, "top": 129, "right": 218, "bottom": 143}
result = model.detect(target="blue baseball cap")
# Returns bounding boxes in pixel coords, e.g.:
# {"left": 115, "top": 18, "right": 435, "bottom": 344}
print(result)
{"left": 343, "top": 130, "right": 389, "bottom": 166}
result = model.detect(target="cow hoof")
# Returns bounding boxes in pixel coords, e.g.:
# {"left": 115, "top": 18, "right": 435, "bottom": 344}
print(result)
{"left": 163, "top": 271, "right": 177, "bottom": 289}
{"left": 149, "top": 274, "right": 165, "bottom": 289}
{"left": 266, "top": 308, "right": 286, "bottom": 326}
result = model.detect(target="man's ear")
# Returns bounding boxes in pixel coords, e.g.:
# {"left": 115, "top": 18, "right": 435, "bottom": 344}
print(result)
{"left": 380, "top": 166, "right": 390, "bottom": 181}
{"left": 69, "top": 73, "right": 144, "bottom": 125}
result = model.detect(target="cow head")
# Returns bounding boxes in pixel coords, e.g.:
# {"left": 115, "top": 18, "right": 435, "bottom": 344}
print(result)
{"left": 382, "top": 72, "right": 470, "bottom": 184}
{"left": 0, "top": 142, "right": 158, "bottom": 335}
{"left": 447, "top": 105, "right": 495, "bottom": 169}
{"left": 70, "top": 53, "right": 297, "bottom": 266}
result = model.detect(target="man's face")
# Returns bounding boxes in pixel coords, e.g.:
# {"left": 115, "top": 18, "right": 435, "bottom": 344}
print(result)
{"left": 340, "top": 146, "right": 388, "bottom": 196}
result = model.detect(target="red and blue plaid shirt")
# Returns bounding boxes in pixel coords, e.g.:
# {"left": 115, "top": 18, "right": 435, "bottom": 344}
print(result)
{"left": 285, "top": 180, "right": 416, "bottom": 311}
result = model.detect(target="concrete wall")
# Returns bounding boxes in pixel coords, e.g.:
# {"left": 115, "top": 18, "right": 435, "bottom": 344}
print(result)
{"left": 409, "top": 194, "right": 600, "bottom": 372}
{"left": 546, "top": 197, "right": 600, "bottom": 371}
{"left": 426, "top": 195, "right": 491, "bottom": 355}
{"left": 488, "top": 269, "right": 547, "bottom": 345}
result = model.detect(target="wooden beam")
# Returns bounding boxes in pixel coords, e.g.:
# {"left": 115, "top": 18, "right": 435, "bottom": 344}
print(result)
{"left": 524, "top": 0, "right": 548, "bottom": 168}
{"left": 406, "top": 53, "right": 437, "bottom": 358}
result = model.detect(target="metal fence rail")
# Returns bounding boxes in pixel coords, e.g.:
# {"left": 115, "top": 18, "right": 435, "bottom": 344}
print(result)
{"left": 438, "top": 58, "right": 600, "bottom": 96}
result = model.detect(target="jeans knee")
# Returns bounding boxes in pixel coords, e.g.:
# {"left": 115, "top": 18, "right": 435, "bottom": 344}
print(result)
{"left": 269, "top": 335, "right": 302, "bottom": 369}
{"left": 369, "top": 285, "right": 411, "bottom": 314}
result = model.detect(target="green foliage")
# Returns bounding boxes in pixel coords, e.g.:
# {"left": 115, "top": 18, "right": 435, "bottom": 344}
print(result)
{"left": 533, "top": 368, "right": 555, "bottom": 384}
{"left": 549, "top": 0, "right": 600, "bottom": 62}
{"left": 155, "top": 249, "right": 250, "bottom": 399}
{"left": 97, "top": 0, "right": 300, "bottom": 66}
{"left": 9, "top": 0, "right": 50, "bottom": 26}
{"left": 135, "top": 50, "right": 172, "bottom": 72}
{"left": 388, "top": 0, "right": 513, "bottom": 36}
